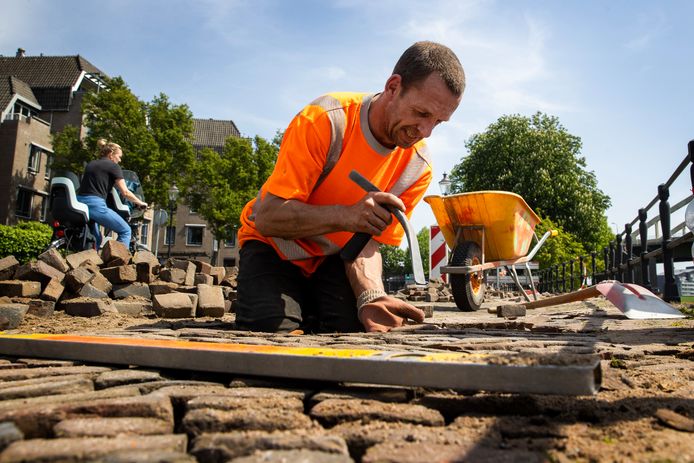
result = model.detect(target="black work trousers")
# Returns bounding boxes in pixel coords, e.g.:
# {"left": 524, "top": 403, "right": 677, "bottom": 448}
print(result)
{"left": 235, "top": 240, "right": 362, "bottom": 333}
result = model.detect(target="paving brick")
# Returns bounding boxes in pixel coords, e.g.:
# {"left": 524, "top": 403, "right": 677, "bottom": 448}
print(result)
{"left": 149, "top": 281, "right": 178, "bottom": 296}
{"left": 112, "top": 282, "right": 152, "bottom": 300}
{"left": 40, "top": 277, "right": 65, "bottom": 302}
{"left": 14, "top": 260, "right": 65, "bottom": 286}
{"left": 0, "top": 365, "right": 112, "bottom": 383}
{"left": 497, "top": 304, "right": 527, "bottom": 319}
{"left": 310, "top": 386, "right": 411, "bottom": 405}
{"left": 0, "top": 391, "right": 171, "bottom": 438}
{"left": 182, "top": 408, "right": 317, "bottom": 435}
{"left": 0, "top": 255, "right": 20, "bottom": 281}
{"left": 170, "top": 260, "right": 196, "bottom": 286}
{"left": 101, "top": 265, "right": 137, "bottom": 284}
{"left": 0, "top": 434, "right": 187, "bottom": 462}
{"left": 0, "top": 376, "right": 93, "bottom": 400}
{"left": 222, "top": 386, "right": 310, "bottom": 401}
{"left": 113, "top": 299, "right": 152, "bottom": 316}
{"left": 0, "top": 373, "right": 89, "bottom": 390}
{"left": 193, "top": 260, "right": 212, "bottom": 275}
{"left": 78, "top": 283, "right": 109, "bottom": 299}
{"left": 37, "top": 247, "right": 70, "bottom": 273}
{"left": 186, "top": 395, "right": 304, "bottom": 412}
{"left": 90, "top": 270, "right": 114, "bottom": 294}
{"left": 0, "top": 303, "right": 28, "bottom": 330}
{"left": 0, "top": 280, "right": 41, "bottom": 297}
{"left": 27, "top": 299, "right": 55, "bottom": 317}
{"left": 209, "top": 266, "right": 226, "bottom": 285}
{"left": 95, "top": 369, "right": 164, "bottom": 389}
{"left": 133, "top": 250, "right": 160, "bottom": 268}
{"left": 53, "top": 417, "right": 173, "bottom": 438}
{"left": 16, "top": 358, "right": 76, "bottom": 367}
{"left": 159, "top": 268, "right": 187, "bottom": 285}
{"left": 329, "top": 420, "right": 471, "bottom": 459}
{"left": 196, "top": 284, "right": 225, "bottom": 317}
{"left": 232, "top": 449, "right": 353, "bottom": 463}
{"left": 190, "top": 431, "right": 350, "bottom": 462}
{"left": 61, "top": 297, "right": 117, "bottom": 316}
{"left": 194, "top": 273, "right": 214, "bottom": 285}
{"left": 0, "top": 422, "right": 23, "bottom": 452}
{"left": 65, "top": 249, "right": 104, "bottom": 269}
{"left": 97, "top": 449, "right": 197, "bottom": 463}
{"left": 152, "top": 293, "right": 194, "bottom": 318}
{"left": 136, "top": 261, "right": 156, "bottom": 283}
{"left": 150, "top": 385, "right": 232, "bottom": 405}
{"left": 65, "top": 267, "right": 95, "bottom": 292}
{"left": 101, "top": 240, "right": 132, "bottom": 267}
{"left": 309, "top": 399, "right": 444, "bottom": 427}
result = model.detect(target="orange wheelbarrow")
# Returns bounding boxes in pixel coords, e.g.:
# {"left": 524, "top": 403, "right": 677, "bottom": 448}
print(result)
{"left": 424, "top": 191, "right": 556, "bottom": 311}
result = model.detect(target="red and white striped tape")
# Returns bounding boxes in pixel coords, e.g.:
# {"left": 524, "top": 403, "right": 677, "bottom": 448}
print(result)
{"left": 429, "top": 225, "right": 447, "bottom": 283}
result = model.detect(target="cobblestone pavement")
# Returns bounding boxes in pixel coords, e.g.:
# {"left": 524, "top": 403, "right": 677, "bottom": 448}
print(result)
{"left": 1, "top": 298, "right": 693, "bottom": 462}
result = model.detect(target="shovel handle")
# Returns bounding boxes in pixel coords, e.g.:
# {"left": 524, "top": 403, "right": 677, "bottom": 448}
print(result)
{"left": 521, "top": 286, "right": 601, "bottom": 310}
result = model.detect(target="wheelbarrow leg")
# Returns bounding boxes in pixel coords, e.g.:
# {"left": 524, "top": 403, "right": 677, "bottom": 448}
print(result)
{"left": 507, "top": 265, "right": 532, "bottom": 303}
{"left": 524, "top": 262, "right": 539, "bottom": 301}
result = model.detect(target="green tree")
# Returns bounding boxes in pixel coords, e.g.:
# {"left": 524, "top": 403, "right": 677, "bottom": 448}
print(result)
{"left": 381, "top": 244, "right": 407, "bottom": 277}
{"left": 450, "top": 112, "right": 613, "bottom": 255}
{"left": 184, "top": 135, "right": 279, "bottom": 264}
{"left": 51, "top": 77, "right": 194, "bottom": 207}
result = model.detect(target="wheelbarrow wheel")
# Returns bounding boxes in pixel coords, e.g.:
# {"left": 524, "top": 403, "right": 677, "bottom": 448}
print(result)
{"left": 450, "top": 241, "right": 485, "bottom": 311}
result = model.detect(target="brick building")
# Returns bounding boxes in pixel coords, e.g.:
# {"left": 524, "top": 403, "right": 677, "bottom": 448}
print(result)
{"left": 0, "top": 48, "right": 108, "bottom": 225}
{"left": 156, "top": 118, "right": 242, "bottom": 267}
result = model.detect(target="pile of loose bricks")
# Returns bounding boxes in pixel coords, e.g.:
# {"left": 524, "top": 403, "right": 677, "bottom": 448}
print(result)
{"left": 393, "top": 279, "right": 453, "bottom": 303}
{"left": 0, "top": 242, "right": 238, "bottom": 330}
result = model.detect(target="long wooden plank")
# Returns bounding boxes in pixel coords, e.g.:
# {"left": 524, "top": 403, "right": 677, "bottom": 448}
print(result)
{"left": 0, "top": 334, "right": 601, "bottom": 395}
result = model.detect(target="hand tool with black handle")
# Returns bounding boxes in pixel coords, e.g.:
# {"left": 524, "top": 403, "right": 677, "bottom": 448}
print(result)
{"left": 340, "top": 170, "right": 426, "bottom": 285}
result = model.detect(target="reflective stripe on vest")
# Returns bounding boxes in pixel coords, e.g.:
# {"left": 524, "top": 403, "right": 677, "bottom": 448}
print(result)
{"left": 311, "top": 95, "right": 347, "bottom": 190}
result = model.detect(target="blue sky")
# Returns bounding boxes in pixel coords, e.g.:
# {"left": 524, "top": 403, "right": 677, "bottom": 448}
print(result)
{"left": 2, "top": 0, "right": 693, "bottom": 241}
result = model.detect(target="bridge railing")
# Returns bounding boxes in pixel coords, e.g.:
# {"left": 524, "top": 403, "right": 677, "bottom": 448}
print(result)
{"left": 538, "top": 140, "right": 694, "bottom": 302}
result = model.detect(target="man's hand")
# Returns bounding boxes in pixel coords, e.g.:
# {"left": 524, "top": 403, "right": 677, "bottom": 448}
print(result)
{"left": 346, "top": 192, "right": 405, "bottom": 236}
{"left": 358, "top": 296, "right": 425, "bottom": 332}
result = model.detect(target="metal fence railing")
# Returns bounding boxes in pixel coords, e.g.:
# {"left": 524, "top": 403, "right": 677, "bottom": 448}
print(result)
{"left": 538, "top": 140, "right": 694, "bottom": 302}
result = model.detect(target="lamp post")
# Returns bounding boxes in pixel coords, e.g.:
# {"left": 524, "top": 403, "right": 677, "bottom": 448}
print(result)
{"left": 438, "top": 172, "right": 452, "bottom": 196}
{"left": 166, "top": 183, "right": 179, "bottom": 259}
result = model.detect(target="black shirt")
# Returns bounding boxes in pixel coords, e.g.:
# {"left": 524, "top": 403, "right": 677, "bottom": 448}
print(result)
{"left": 78, "top": 158, "right": 124, "bottom": 199}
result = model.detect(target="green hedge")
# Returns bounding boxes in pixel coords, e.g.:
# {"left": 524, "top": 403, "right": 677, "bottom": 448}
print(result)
{"left": 0, "top": 221, "right": 53, "bottom": 263}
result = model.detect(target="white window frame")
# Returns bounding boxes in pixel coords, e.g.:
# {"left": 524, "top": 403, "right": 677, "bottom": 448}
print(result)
{"left": 185, "top": 224, "right": 205, "bottom": 247}
{"left": 28, "top": 145, "right": 41, "bottom": 174}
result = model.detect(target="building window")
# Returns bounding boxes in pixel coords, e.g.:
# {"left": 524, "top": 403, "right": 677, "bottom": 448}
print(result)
{"left": 140, "top": 222, "right": 149, "bottom": 245}
{"left": 44, "top": 154, "right": 53, "bottom": 180}
{"left": 186, "top": 226, "right": 204, "bottom": 246}
{"left": 28, "top": 145, "right": 42, "bottom": 174}
{"left": 11, "top": 101, "right": 34, "bottom": 120}
{"left": 15, "top": 188, "right": 32, "bottom": 219}
{"left": 165, "top": 226, "right": 176, "bottom": 245}
{"left": 39, "top": 196, "right": 48, "bottom": 222}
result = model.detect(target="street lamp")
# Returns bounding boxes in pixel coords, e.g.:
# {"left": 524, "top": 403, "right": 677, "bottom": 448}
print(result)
{"left": 438, "top": 172, "right": 452, "bottom": 196}
{"left": 166, "top": 183, "right": 179, "bottom": 259}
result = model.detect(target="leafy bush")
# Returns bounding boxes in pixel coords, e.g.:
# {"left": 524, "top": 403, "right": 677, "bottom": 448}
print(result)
{"left": 0, "top": 221, "right": 52, "bottom": 263}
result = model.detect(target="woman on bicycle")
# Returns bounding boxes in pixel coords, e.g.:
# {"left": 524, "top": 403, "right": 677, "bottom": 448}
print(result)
{"left": 77, "top": 139, "right": 147, "bottom": 249}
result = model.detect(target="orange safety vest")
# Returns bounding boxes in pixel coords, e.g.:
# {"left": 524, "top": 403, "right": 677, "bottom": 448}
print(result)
{"left": 238, "top": 92, "right": 432, "bottom": 275}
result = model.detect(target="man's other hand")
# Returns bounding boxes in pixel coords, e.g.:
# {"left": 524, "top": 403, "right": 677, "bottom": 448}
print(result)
{"left": 358, "top": 296, "right": 425, "bottom": 332}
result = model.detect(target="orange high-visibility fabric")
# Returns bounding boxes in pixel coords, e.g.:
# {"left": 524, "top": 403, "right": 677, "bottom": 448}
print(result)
{"left": 239, "top": 92, "right": 432, "bottom": 275}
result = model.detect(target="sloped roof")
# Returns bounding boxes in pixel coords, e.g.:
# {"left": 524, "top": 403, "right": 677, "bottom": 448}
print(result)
{"left": 192, "top": 118, "right": 241, "bottom": 149}
{"left": 0, "top": 54, "right": 107, "bottom": 110}
{"left": 0, "top": 75, "right": 40, "bottom": 113}
{"left": 0, "top": 55, "right": 106, "bottom": 87}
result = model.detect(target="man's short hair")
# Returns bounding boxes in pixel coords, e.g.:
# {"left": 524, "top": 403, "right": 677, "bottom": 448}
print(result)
{"left": 393, "top": 41, "right": 465, "bottom": 96}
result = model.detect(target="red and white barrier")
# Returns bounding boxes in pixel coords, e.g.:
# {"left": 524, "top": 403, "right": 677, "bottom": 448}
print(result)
{"left": 429, "top": 225, "right": 447, "bottom": 283}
